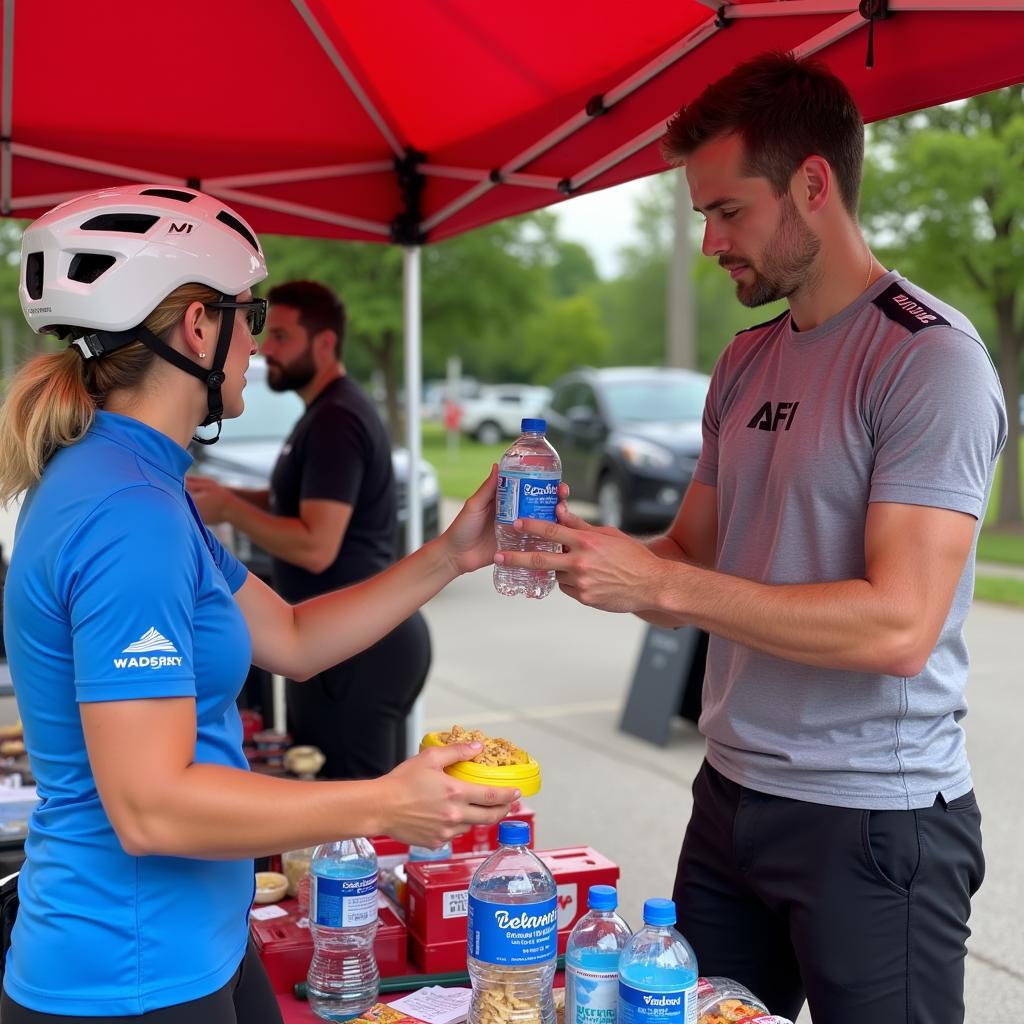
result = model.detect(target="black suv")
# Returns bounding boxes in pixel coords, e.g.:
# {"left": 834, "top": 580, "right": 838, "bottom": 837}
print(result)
{"left": 544, "top": 366, "right": 709, "bottom": 533}
{"left": 190, "top": 357, "right": 441, "bottom": 580}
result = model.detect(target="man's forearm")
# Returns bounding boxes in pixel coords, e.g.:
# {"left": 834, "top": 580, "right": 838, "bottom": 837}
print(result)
{"left": 229, "top": 487, "right": 270, "bottom": 510}
{"left": 224, "top": 493, "right": 324, "bottom": 570}
{"left": 646, "top": 562, "right": 922, "bottom": 677}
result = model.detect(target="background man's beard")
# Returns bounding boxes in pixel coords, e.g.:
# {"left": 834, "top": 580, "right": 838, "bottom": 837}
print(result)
{"left": 737, "top": 196, "right": 820, "bottom": 308}
{"left": 267, "top": 353, "right": 316, "bottom": 392}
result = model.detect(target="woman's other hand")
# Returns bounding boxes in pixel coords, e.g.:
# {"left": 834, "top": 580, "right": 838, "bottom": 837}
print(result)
{"left": 375, "top": 740, "right": 518, "bottom": 848}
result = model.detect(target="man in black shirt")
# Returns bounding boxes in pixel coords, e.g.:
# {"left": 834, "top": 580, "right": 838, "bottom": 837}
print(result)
{"left": 188, "top": 280, "right": 431, "bottom": 778}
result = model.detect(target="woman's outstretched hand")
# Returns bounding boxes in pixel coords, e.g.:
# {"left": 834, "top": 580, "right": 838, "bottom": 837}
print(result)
{"left": 440, "top": 465, "right": 500, "bottom": 576}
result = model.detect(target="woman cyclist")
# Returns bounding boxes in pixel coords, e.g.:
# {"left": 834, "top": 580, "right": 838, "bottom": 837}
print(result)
{"left": 0, "top": 185, "right": 515, "bottom": 1022}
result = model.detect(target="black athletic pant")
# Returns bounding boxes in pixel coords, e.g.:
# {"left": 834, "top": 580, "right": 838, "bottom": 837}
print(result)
{"left": 673, "top": 761, "right": 985, "bottom": 1024}
{"left": 287, "top": 610, "right": 431, "bottom": 779}
{"left": 0, "top": 944, "right": 282, "bottom": 1023}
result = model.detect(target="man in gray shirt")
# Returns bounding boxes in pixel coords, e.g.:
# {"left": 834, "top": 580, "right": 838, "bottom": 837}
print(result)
{"left": 496, "top": 53, "right": 1006, "bottom": 1023}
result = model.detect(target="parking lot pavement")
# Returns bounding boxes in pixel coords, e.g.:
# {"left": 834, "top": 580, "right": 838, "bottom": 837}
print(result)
{"left": 421, "top": 561, "right": 1024, "bottom": 1021}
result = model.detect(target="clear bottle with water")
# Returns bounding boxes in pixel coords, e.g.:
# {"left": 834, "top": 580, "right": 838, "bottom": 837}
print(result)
{"left": 566, "top": 885, "right": 632, "bottom": 1024}
{"left": 307, "top": 837, "right": 379, "bottom": 1022}
{"left": 468, "top": 820, "right": 558, "bottom": 1024}
{"left": 408, "top": 839, "right": 453, "bottom": 862}
{"left": 618, "top": 899, "right": 698, "bottom": 1024}
{"left": 494, "top": 418, "right": 562, "bottom": 599}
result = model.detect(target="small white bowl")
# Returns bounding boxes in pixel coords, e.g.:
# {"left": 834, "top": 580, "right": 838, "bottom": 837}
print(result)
{"left": 254, "top": 871, "right": 288, "bottom": 904}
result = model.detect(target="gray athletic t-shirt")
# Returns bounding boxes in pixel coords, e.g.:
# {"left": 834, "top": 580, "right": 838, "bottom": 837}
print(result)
{"left": 694, "top": 271, "right": 1007, "bottom": 810}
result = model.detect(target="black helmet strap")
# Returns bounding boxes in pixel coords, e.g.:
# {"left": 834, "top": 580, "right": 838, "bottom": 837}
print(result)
{"left": 74, "top": 292, "right": 237, "bottom": 445}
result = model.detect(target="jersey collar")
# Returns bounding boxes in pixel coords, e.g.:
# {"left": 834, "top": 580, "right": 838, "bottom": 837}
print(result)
{"left": 91, "top": 411, "right": 193, "bottom": 481}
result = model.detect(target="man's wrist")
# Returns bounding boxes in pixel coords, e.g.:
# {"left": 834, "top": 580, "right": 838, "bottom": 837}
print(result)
{"left": 648, "top": 558, "right": 698, "bottom": 620}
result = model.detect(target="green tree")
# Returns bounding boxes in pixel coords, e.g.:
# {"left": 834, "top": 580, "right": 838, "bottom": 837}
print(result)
{"left": 860, "top": 86, "right": 1024, "bottom": 527}
{"left": 522, "top": 293, "right": 610, "bottom": 383}
{"left": 261, "top": 217, "right": 553, "bottom": 436}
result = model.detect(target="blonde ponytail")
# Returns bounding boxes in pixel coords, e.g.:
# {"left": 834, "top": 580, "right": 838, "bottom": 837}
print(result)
{"left": 0, "top": 282, "right": 220, "bottom": 506}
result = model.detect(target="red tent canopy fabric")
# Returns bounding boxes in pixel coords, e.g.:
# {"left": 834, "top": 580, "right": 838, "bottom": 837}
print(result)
{"left": 2, "top": 1, "right": 1023, "bottom": 243}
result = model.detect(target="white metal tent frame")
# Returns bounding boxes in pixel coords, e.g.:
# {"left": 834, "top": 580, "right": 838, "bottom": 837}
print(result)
{"left": 3, "top": 0, "right": 1022, "bottom": 738}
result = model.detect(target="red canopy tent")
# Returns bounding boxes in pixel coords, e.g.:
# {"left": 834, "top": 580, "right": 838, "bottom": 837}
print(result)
{"left": 2, "top": 0, "right": 1024, "bottom": 547}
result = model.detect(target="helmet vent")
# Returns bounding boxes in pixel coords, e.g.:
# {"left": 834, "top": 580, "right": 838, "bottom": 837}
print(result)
{"left": 140, "top": 188, "right": 197, "bottom": 203}
{"left": 80, "top": 213, "right": 159, "bottom": 233}
{"left": 25, "top": 252, "right": 44, "bottom": 299}
{"left": 68, "top": 253, "right": 117, "bottom": 284}
{"left": 216, "top": 210, "right": 259, "bottom": 253}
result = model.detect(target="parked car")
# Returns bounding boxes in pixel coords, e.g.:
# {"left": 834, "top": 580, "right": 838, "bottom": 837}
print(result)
{"left": 190, "top": 356, "right": 441, "bottom": 581}
{"left": 459, "top": 384, "right": 553, "bottom": 444}
{"left": 422, "top": 377, "right": 482, "bottom": 422}
{"left": 544, "top": 366, "right": 710, "bottom": 532}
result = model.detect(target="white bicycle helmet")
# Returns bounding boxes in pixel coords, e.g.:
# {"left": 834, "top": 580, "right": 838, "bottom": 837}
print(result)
{"left": 19, "top": 184, "right": 269, "bottom": 441}
{"left": 20, "top": 184, "right": 266, "bottom": 334}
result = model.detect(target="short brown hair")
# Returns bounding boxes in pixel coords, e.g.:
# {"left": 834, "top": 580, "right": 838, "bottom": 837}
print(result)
{"left": 267, "top": 280, "right": 346, "bottom": 359}
{"left": 662, "top": 51, "right": 864, "bottom": 215}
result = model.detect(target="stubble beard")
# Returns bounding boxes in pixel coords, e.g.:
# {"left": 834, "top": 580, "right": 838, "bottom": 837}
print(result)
{"left": 266, "top": 347, "right": 317, "bottom": 393}
{"left": 734, "top": 194, "right": 821, "bottom": 308}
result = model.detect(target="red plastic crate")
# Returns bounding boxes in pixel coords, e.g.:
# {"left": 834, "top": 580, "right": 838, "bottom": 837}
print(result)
{"left": 250, "top": 893, "right": 407, "bottom": 994}
{"left": 406, "top": 846, "right": 619, "bottom": 973}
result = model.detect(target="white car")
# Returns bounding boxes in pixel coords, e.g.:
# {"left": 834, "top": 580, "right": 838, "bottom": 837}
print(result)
{"left": 459, "top": 384, "right": 553, "bottom": 445}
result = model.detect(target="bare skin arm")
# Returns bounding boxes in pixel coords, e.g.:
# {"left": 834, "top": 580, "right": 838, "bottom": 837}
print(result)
{"left": 500, "top": 498, "right": 975, "bottom": 678}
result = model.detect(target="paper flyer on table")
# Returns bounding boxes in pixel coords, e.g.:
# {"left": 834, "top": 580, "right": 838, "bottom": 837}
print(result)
{"left": 388, "top": 985, "right": 472, "bottom": 1024}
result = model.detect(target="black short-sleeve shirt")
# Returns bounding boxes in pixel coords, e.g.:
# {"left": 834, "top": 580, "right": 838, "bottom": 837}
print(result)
{"left": 269, "top": 376, "right": 396, "bottom": 602}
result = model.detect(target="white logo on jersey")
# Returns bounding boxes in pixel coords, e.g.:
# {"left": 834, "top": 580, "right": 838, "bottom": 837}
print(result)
{"left": 122, "top": 627, "right": 178, "bottom": 654}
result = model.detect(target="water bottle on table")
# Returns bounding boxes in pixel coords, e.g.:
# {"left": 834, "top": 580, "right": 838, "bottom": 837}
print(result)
{"left": 468, "top": 820, "right": 558, "bottom": 1024}
{"left": 566, "top": 885, "right": 632, "bottom": 1024}
{"left": 307, "top": 836, "right": 379, "bottom": 1022}
{"left": 618, "top": 899, "right": 698, "bottom": 1024}
{"left": 494, "top": 418, "right": 562, "bottom": 599}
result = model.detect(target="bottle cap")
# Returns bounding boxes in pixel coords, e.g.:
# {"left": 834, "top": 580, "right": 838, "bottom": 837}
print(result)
{"left": 642, "top": 897, "right": 677, "bottom": 926}
{"left": 588, "top": 885, "right": 617, "bottom": 911}
{"left": 521, "top": 417, "right": 546, "bottom": 433}
{"left": 498, "top": 819, "right": 531, "bottom": 846}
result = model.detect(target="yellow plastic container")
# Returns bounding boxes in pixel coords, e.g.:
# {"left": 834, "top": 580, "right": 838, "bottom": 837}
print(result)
{"left": 419, "top": 731, "right": 542, "bottom": 797}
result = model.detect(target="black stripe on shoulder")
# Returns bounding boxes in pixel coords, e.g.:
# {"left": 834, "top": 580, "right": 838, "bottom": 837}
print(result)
{"left": 736, "top": 309, "right": 789, "bottom": 336}
{"left": 873, "top": 282, "right": 950, "bottom": 333}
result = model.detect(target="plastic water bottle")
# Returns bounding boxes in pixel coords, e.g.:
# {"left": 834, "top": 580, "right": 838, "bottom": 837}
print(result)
{"left": 307, "top": 837, "right": 379, "bottom": 1021}
{"left": 566, "top": 885, "right": 632, "bottom": 1024}
{"left": 408, "top": 840, "right": 453, "bottom": 862}
{"left": 468, "top": 820, "right": 558, "bottom": 1024}
{"left": 494, "top": 418, "right": 562, "bottom": 599}
{"left": 618, "top": 899, "right": 698, "bottom": 1024}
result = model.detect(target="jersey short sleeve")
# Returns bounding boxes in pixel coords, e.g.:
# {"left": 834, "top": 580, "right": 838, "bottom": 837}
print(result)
{"left": 868, "top": 328, "right": 1007, "bottom": 517}
{"left": 183, "top": 490, "right": 248, "bottom": 593}
{"left": 299, "top": 403, "right": 367, "bottom": 507}
{"left": 693, "top": 356, "right": 724, "bottom": 488}
{"left": 58, "top": 486, "right": 202, "bottom": 703}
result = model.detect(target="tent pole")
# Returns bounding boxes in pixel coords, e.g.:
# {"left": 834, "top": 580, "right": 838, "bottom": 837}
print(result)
{"left": 1, "top": 0, "right": 14, "bottom": 216}
{"left": 403, "top": 245, "right": 425, "bottom": 757}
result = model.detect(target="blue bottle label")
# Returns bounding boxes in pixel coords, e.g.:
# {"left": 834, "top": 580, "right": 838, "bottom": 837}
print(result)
{"left": 467, "top": 894, "right": 558, "bottom": 965}
{"left": 567, "top": 963, "right": 619, "bottom": 1024}
{"left": 618, "top": 981, "right": 697, "bottom": 1024}
{"left": 496, "top": 471, "right": 560, "bottom": 524}
{"left": 311, "top": 871, "right": 377, "bottom": 928}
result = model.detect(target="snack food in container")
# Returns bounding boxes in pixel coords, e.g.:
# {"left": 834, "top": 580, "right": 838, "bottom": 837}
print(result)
{"left": 420, "top": 725, "right": 541, "bottom": 797}
{"left": 696, "top": 977, "right": 793, "bottom": 1024}
{"left": 254, "top": 871, "right": 289, "bottom": 904}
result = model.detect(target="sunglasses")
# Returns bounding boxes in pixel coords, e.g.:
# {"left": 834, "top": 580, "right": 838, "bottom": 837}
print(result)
{"left": 205, "top": 298, "right": 267, "bottom": 336}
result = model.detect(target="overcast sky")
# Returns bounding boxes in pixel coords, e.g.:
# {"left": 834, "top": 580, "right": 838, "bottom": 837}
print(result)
{"left": 550, "top": 176, "right": 653, "bottom": 280}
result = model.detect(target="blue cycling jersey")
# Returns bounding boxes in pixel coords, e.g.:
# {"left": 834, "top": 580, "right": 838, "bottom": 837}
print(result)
{"left": 2, "top": 411, "right": 253, "bottom": 1015}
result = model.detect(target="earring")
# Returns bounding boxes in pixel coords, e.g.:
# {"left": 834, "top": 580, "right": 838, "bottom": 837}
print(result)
{"left": 199, "top": 351, "right": 207, "bottom": 358}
